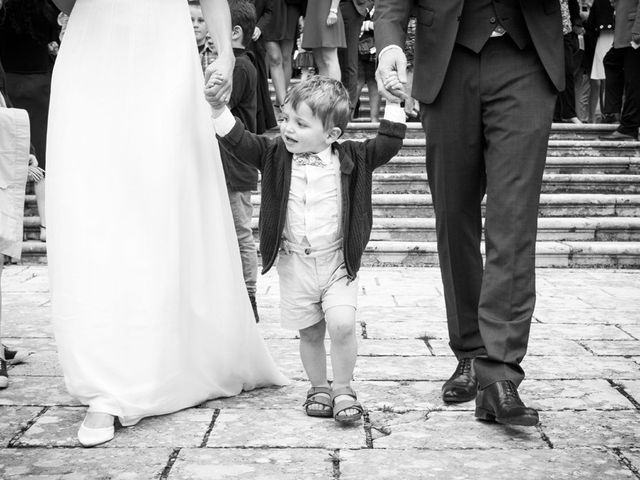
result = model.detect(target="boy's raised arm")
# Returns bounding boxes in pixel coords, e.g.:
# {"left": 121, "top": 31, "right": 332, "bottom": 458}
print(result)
{"left": 209, "top": 106, "right": 273, "bottom": 171}
{"left": 362, "top": 100, "right": 407, "bottom": 171}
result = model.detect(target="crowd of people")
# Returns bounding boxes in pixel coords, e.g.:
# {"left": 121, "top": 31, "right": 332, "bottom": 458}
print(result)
{"left": 0, "top": 0, "right": 638, "bottom": 450}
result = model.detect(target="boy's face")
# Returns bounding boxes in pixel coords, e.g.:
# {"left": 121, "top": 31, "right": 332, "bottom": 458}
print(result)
{"left": 279, "top": 102, "right": 338, "bottom": 154}
{"left": 190, "top": 6, "right": 208, "bottom": 45}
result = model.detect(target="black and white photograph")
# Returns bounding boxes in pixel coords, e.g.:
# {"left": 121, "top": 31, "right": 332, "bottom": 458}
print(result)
{"left": 0, "top": 0, "right": 639, "bottom": 478}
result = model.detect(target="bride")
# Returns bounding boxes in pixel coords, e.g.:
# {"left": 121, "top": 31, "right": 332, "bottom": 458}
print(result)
{"left": 47, "top": 0, "right": 288, "bottom": 447}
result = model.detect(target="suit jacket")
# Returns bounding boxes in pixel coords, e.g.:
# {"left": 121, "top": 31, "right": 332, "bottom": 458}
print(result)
{"left": 613, "top": 0, "right": 640, "bottom": 47}
{"left": 374, "top": 0, "right": 565, "bottom": 104}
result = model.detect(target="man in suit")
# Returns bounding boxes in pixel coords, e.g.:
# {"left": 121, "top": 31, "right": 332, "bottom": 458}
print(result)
{"left": 599, "top": 0, "right": 640, "bottom": 141}
{"left": 374, "top": 0, "right": 564, "bottom": 426}
{"left": 338, "top": 0, "right": 373, "bottom": 116}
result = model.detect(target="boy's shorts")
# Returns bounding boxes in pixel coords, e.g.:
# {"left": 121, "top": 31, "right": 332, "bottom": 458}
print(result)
{"left": 276, "top": 241, "right": 359, "bottom": 331}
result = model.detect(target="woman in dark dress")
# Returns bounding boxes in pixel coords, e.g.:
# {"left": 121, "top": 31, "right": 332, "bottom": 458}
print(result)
{"left": 301, "top": 0, "right": 345, "bottom": 79}
{"left": 0, "top": 0, "right": 60, "bottom": 242}
{"left": 256, "top": 0, "right": 302, "bottom": 108}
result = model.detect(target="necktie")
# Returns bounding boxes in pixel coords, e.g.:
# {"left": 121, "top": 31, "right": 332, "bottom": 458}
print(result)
{"left": 292, "top": 152, "right": 327, "bottom": 167}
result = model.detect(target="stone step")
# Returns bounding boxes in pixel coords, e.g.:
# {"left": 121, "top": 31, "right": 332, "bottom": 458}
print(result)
{"left": 366, "top": 217, "right": 640, "bottom": 242}
{"left": 377, "top": 156, "right": 640, "bottom": 174}
{"left": 19, "top": 238, "right": 640, "bottom": 268}
{"left": 24, "top": 193, "right": 640, "bottom": 220}
{"left": 343, "top": 121, "right": 621, "bottom": 141}
{"left": 370, "top": 173, "right": 640, "bottom": 194}
{"left": 394, "top": 138, "right": 640, "bottom": 158}
{"left": 359, "top": 240, "right": 640, "bottom": 268}
{"left": 360, "top": 193, "right": 640, "bottom": 218}
{"left": 22, "top": 216, "right": 640, "bottom": 243}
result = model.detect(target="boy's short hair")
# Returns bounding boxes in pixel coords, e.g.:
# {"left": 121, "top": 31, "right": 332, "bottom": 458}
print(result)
{"left": 285, "top": 76, "right": 350, "bottom": 132}
{"left": 229, "top": 0, "right": 256, "bottom": 48}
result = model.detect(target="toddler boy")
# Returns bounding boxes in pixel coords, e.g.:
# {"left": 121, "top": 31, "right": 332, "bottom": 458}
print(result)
{"left": 207, "top": 75, "right": 406, "bottom": 422}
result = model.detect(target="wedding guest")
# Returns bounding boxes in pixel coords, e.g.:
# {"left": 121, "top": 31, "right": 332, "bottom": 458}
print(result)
{"left": 261, "top": 0, "right": 302, "bottom": 109}
{"left": 355, "top": 10, "right": 380, "bottom": 122}
{"left": 0, "top": 59, "right": 35, "bottom": 389}
{"left": 249, "top": 0, "right": 277, "bottom": 133}
{"left": 207, "top": 76, "right": 406, "bottom": 423}
{"left": 338, "top": 0, "right": 373, "bottom": 116}
{"left": 196, "top": 0, "right": 261, "bottom": 321}
{"left": 599, "top": 0, "right": 640, "bottom": 140}
{"left": 555, "top": 0, "right": 585, "bottom": 124}
{"left": 375, "top": 0, "right": 564, "bottom": 426}
{"left": 585, "top": 0, "right": 615, "bottom": 122}
{"left": 302, "top": 0, "right": 345, "bottom": 79}
{"left": 0, "top": 0, "right": 60, "bottom": 242}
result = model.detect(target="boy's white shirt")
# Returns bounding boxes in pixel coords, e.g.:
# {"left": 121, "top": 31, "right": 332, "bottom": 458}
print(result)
{"left": 210, "top": 101, "right": 406, "bottom": 249}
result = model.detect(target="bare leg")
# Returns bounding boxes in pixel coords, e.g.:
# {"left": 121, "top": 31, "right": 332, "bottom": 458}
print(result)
{"left": 589, "top": 79, "right": 601, "bottom": 123}
{"left": 34, "top": 179, "right": 46, "bottom": 241}
{"left": 325, "top": 305, "right": 359, "bottom": 418}
{"left": 265, "top": 41, "right": 287, "bottom": 106}
{"left": 313, "top": 47, "right": 341, "bottom": 80}
{"left": 367, "top": 78, "right": 380, "bottom": 123}
{"left": 280, "top": 38, "right": 295, "bottom": 91}
{"left": 299, "top": 320, "right": 331, "bottom": 414}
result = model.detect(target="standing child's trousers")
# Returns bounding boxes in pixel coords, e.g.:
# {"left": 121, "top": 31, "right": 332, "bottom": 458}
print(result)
{"left": 276, "top": 239, "right": 359, "bottom": 331}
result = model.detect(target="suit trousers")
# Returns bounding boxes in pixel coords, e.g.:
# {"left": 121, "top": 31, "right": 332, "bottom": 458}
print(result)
{"left": 338, "top": 1, "right": 365, "bottom": 112}
{"left": 421, "top": 37, "right": 556, "bottom": 388}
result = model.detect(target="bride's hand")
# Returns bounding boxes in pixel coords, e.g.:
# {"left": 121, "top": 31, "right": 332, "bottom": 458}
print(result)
{"left": 204, "top": 53, "right": 234, "bottom": 105}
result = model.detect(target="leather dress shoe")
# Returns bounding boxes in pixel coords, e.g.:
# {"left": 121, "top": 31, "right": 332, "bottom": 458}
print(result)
{"left": 442, "top": 358, "right": 477, "bottom": 403}
{"left": 475, "top": 380, "right": 539, "bottom": 426}
{"left": 599, "top": 131, "right": 638, "bottom": 141}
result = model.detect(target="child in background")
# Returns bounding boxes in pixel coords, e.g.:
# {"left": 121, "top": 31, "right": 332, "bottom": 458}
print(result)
{"left": 193, "top": 0, "right": 261, "bottom": 322}
{"left": 206, "top": 75, "right": 406, "bottom": 423}
{"left": 189, "top": 0, "right": 217, "bottom": 72}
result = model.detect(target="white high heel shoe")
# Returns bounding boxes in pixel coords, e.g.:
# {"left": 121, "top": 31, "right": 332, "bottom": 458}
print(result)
{"left": 77, "top": 415, "right": 115, "bottom": 447}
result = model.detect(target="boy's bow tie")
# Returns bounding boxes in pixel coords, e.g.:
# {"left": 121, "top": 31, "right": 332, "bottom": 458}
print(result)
{"left": 292, "top": 152, "right": 326, "bottom": 167}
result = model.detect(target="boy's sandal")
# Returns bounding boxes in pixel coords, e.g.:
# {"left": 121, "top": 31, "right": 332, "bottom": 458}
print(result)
{"left": 331, "top": 386, "right": 364, "bottom": 423}
{"left": 303, "top": 386, "right": 333, "bottom": 418}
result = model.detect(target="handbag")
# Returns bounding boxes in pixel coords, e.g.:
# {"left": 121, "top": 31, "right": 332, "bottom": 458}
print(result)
{"left": 358, "top": 33, "right": 376, "bottom": 61}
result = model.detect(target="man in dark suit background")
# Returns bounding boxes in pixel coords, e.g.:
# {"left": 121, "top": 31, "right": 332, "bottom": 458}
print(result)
{"left": 338, "top": 0, "right": 373, "bottom": 116}
{"left": 374, "top": 0, "right": 564, "bottom": 426}
{"left": 599, "top": 0, "right": 640, "bottom": 141}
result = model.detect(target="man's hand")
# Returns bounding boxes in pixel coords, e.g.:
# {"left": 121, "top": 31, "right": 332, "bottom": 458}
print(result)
{"left": 204, "top": 52, "right": 234, "bottom": 105}
{"left": 375, "top": 47, "right": 409, "bottom": 102}
{"left": 252, "top": 26, "right": 262, "bottom": 41}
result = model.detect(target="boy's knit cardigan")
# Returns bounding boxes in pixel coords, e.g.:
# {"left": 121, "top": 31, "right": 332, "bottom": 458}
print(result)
{"left": 217, "top": 118, "right": 407, "bottom": 280}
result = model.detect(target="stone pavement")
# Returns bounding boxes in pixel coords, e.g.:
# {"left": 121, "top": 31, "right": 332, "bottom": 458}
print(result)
{"left": 1, "top": 266, "right": 640, "bottom": 479}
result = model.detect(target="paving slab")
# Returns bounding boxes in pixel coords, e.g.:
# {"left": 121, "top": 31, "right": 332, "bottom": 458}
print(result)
{"left": 168, "top": 448, "right": 334, "bottom": 479}
{"left": 534, "top": 308, "right": 640, "bottom": 325}
{"left": 206, "top": 409, "right": 367, "bottom": 449}
{"left": 0, "top": 448, "right": 173, "bottom": 479}
{"left": 429, "top": 337, "right": 588, "bottom": 357}
{"left": 370, "top": 410, "right": 547, "bottom": 449}
{"left": 541, "top": 411, "right": 640, "bottom": 448}
{"left": 521, "top": 355, "right": 640, "bottom": 380}
{"left": 0, "top": 406, "right": 42, "bottom": 447}
{"left": 15, "top": 406, "right": 215, "bottom": 448}
{"left": 0, "top": 375, "right": 78, "bottom": 406}
{"left": 338, "top": 448, "right": 635, "bottom": 479}
{"left": 581, "top": 340, "right": 640, "bottom": 356}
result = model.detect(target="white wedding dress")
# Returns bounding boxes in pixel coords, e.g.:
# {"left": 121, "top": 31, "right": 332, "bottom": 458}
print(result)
{"left": 46, "top": 0, "right": 288, "bottom": 423}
